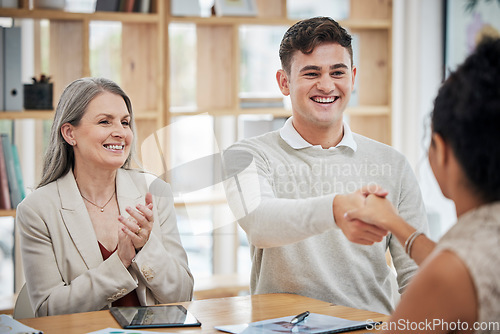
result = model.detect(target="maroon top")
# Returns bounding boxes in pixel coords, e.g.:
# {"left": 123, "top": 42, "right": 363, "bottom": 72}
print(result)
{"left": 98, "top": 242, "right": 141, "bottom": 307}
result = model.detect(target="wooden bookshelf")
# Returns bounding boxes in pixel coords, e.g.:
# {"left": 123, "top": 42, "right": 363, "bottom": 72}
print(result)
{"left": 0, "top": 0, "right": 392, "bottom": 184}
{"left": 0, "top": 0, "right": 393, "bottom": 299}
{"left": 174, "top": 0, "right": 392, "bottom": 144}
{"left": 0, "top": 0, "right": 165, "bottom": 218}
{"left": 0, "top": 7, "right": 160, "bottom": 22}
{"left": 0, "top": 209, "right": 16, "bottom": 217}
{"left": 0, "top": 111, "right": 54, "bottom": 119}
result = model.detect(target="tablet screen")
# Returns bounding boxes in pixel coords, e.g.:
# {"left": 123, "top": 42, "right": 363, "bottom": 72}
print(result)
{"left": 110, "top": 305, "right": 202, "bottom": 329}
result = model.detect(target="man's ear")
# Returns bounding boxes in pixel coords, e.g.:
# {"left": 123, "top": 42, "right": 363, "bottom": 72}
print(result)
{"left": 61, "top": 123, "right": 76, "bottom": 146}
{"left": 276, "top": 69, "right": 290, "bottom": 96}
{"left": 351, "top": 66, "right": 356, "bottom": 92}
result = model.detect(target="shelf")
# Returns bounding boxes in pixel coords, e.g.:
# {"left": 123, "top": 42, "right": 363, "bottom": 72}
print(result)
{"left": 0, "top": 209, "right": 16, "bottom": 217}
{"left": 0, "top": 111, "right": 54, "bottom": 119}
{"left": 347, "top": 105, "right": 390, "bottom": 116}
{"left": 0, "top": 197, "right": 229, "bottom": 214}
{"left": 0, "top": 8, "right": 159, "bottom": 23}
{"left": 0, "top": 104, "right": 387, "bottom": 122}
{"left": 170, "top": 106, "right": 292, "bottom": 118}
{"left": 341, "top": 18, "right": 391, "bottom": 30}
{"left": 170, "top": 16, "right": 297, "bottom": 26}
{"left": 169, "top": 16, "right": 390, "bottom": 29}
{"left": 170, "top": 106, "right": 389, "bottom": 118}
{"left": 236, "top": 108, "right": 292, "bottom": 117}
{"left": 0, "top": 111, "right": 159, "bottom": 120}
{"left": 134, "top": 111, "right": 160, "bottom": 120}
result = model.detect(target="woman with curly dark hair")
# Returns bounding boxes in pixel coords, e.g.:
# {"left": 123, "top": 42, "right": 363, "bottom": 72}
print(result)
{"left": 346, "top": 38, "right": 500, "bottom": 333}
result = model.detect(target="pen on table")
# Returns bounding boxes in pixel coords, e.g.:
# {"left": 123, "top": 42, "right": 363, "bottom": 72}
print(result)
{"left": 290, "top": 311, "right": 310, "bottom": 325}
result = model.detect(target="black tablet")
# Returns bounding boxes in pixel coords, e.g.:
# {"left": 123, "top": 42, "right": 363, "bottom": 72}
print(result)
{"left": 110, "top": 305, "right": 202, "bottom": 329}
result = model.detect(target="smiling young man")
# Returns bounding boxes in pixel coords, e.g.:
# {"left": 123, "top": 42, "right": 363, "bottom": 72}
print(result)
{"left": 277, "top": 42, "right": 353, "bottom": 148}
{"left": 223, "top": 17, "right": 428, "bottom": 314}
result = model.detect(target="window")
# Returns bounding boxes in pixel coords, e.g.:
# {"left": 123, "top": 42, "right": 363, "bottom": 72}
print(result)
{"left": 89, "top": 21, "right": 122, "bottom": 82}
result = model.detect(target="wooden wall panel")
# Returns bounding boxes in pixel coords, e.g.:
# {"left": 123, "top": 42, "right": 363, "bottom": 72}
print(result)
{"left": 352, "top": 29, "right": 390, "bottom": 106}
{"left": 196, "top": 25, "right": 235, "bottom": 110}
{"left": 255, "top": 0, "right": 284, "bottom": 18}
{"left": 133, "top": 119, "right": 159, "bottom": 169}
{"left": 350, "top": 0, "right": 392, "bottom": 20}
{"left": 121, "top": 23, "right": 159, "bottom": 165}
{"left": 121, "top": 23, "right": 158, "bottom": 113}
{"left": 49, "top": 21, "right": 84, "bottom": 103}
{"left": 350, "top": 115, "right": 391, "bottom": 145}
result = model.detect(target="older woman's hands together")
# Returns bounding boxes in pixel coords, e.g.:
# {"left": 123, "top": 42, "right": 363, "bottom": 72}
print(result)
{"left": 117, "top": 193, "right": 154, "bottom": 267}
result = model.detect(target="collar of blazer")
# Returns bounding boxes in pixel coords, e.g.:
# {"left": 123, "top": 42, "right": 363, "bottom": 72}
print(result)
{"left": 57, "top": 168, "right": 143, "bottom": 269}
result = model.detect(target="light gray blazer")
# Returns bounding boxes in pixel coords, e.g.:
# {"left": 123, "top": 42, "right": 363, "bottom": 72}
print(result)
{"left": 16, "top": 168, "right": 193, "bottom": 317}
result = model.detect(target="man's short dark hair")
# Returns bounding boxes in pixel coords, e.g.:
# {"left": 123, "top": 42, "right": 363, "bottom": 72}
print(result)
{"left": 279, "top": 16, "right": 353, "bottom": 74}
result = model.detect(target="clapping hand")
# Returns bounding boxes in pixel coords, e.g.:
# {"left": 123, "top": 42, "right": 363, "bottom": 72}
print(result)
{"left": 119, "top": 192, "right": 154, "bottom": 252}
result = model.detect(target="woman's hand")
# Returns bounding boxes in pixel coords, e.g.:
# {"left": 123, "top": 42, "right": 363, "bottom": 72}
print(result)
{"left": 117, "top": 228, "right": 135, "bottom": 267}
{"left": 333, "top": 185, "right": 389, "bottom": 245}
{"left": 119, "top": 192, "right": 154, "bottom": 252}
{"left": 344, "top": 194, "right": 401, "bottom": 231}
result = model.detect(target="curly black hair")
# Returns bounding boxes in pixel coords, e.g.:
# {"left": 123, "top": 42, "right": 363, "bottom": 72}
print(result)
{"left": 279, "top": 16, "right": 353, "bottom": 74}
{"left": 431, "top": 38, "right": 500, "bottom": 202}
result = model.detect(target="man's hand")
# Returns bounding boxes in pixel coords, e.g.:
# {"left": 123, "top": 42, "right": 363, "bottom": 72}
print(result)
{"left": 344, "top": 194, "right": 401, "bottom": 231}
{"left": 333, "top": 185, "right": 389, "bottom": 245}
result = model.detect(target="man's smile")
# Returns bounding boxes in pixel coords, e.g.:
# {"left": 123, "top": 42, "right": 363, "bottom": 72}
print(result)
{"left": 310, "top": 96, "right": 339, "bottom": 104}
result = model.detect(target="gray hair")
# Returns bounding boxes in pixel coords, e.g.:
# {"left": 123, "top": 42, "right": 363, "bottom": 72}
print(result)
{"left": 38, "top": 77, "right": 137, "bottom": 188}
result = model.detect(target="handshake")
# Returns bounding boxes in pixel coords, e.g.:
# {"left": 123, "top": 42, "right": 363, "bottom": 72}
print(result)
{"left": 333, "top": 185, "right": 404, "bottom": 246}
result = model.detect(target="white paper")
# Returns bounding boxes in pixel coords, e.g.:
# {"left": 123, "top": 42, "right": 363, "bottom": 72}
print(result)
{"left": 0, "top": 314, "right": 42, "bottom": 334}
{"left": 215, "top": 323, "right": 249, "bottom": 333}
{"left": 85, "top": 328, "right": 171, "bottom": 334}
{"left": 215, "top": 313, "right": 373, "bottom": 334}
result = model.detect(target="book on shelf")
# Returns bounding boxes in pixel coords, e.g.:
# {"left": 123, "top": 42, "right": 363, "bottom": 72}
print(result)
{"left": 124, "top": 0, "right": 136, "bottom": 12}
{"left": 12, "top": 144, "right": 25, "bottom": 200}
{"left": 1, "top": 26, "right": 23, "bottom": 111}
{"left": 95, "top": 0, "right": 120, "bottom": 12}
{"left": 0, "top": 26, "right": 3, "bottom": 111}
{"left": 33, "top": 0, "right": 65, "bottom": 10}
{"left": 118, "top": 0, "right": 127, "bottom": 12}
{"left": 137, "top": 0, "right": 150, "bottom": 13}
{"left": 0, "top": 133, "right": 23, "bottom": 209}
{"left": 0, "top": 135, "right": 11, "bottom": 210}
{"left": 95, "top": 0, "right": 149, "bottom": 13}
{"left": 0, "top": 0, "right": 18, "bottom": 8}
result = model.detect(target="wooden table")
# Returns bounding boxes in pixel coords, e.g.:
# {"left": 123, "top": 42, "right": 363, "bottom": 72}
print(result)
{"left": 20, "top": 293, "right": 388, "bottom": 334}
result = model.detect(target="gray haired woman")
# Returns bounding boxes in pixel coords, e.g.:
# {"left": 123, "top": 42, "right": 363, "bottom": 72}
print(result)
{"left": 17, "top": 77, "right": 193, "bottom": 317}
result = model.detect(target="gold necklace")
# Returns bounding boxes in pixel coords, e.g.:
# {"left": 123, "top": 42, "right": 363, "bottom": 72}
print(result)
{"left": 80, "top": 190, "right": 116, "bottom": 212}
